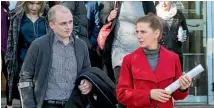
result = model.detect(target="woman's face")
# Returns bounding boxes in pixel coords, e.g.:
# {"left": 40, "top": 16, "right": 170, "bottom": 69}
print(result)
{"left": 136, "top": 22, "right": 160, "bottom": 49}
{"left": 27, "top": 1, "right": 41, "bottom": 15}
{"left": 159, "top": 1, "right": 171, "bottom": 11}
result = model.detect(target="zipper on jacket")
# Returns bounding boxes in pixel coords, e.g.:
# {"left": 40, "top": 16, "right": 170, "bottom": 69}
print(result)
{"left": 33, "top": 22, "right": 37, "bottom": 39}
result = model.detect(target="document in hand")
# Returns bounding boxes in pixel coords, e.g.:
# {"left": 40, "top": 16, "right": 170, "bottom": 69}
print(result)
{"left": 165, "top": 64, "right": 204, "bottom": 94}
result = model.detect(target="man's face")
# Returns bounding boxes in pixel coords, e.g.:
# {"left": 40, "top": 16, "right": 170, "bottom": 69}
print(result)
{"left": 50, "top": 10, "right": 73, "bottom": 38}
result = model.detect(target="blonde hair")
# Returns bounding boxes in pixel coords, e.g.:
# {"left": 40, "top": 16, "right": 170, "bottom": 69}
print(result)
{"left": 16, "top": 1, "right": 46, "bottom": 16}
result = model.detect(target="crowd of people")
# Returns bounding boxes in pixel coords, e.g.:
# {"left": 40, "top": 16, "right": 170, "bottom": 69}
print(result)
{"left": 1, "top": 1, "right": 191, "bottom": 108}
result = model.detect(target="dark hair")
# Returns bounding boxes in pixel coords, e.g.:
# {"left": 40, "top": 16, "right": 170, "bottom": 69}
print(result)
{"left": 49, "top": 1, "right": 60, "bottom": 8}
{"left": 49, "top": 1, "right": 56, "bottom": 8}
{"left": 136, "top": 14, "right": 163, "bottom": 40}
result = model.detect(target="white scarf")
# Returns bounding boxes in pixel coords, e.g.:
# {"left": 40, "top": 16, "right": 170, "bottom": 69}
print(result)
{"left": 156, "top": 3, "right": 177, "bottom": 20}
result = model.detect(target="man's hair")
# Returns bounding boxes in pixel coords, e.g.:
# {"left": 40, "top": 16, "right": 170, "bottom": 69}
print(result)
{"left": 48, "top": 5, "right": 71, "bottom": 22}
{"left": 136, "top": 14, "right": 163, "bottom": 40}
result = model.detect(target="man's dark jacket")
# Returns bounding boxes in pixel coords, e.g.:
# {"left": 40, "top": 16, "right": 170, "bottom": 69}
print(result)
{"left": 99, "top": 1, "right": 156, "bottom": 82}
{"left": 18, "top": 31, "right": 91, "bottom": 108}
{"left": 65, "top": 67, "right": 117, "bottom": 108}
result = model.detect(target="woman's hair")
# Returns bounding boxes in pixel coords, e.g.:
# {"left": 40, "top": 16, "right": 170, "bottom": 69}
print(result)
{"left": 16, "top": 1, "right": 46, "bottom": 16}
{"left": 136, "top": 14, "right": 163, "bottom": 40}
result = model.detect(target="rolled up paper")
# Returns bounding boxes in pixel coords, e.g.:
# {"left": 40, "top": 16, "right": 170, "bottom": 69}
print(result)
{"left": 165, "top": 64, "right": 204, "bottom": 94}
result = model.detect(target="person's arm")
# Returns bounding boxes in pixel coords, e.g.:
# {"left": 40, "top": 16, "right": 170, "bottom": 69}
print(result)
{"left": 18, "top": 40, "right": 40, "bottom": 108}
{"left": 116, "top": 55, "right": 152, "bottom": 107}
{"left": 4, "top": 18, "right": 14, "bottom": 68}
{"left": 90, "top": 2, "right": 101, "bottom": 47}
{"left": 171, "top": 54, "right": 189, "bottom": 100}
{"left": 180, "top": 11, "right": 189, "bottom": 40}
{"left": 82, "top": 40, "right": 91, "bottom": 70}
{"left": 99, "top": 1, "right": 114, "bottom": 25}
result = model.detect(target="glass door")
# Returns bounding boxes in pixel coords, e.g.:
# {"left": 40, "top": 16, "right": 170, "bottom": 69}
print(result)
{"left": 206, "top": 1, "right": 214, "bottom": 105}
{"left": 175, "top": 1, "right": 208, "bottom": 103}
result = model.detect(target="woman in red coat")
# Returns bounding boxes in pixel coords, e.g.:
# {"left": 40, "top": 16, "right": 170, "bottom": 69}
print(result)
{"left": 116, "top": 15, "right": 192, "bottom": 108}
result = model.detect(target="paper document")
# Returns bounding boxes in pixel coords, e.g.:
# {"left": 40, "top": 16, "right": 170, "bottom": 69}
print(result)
{"left": 165, "top": 64, "right": 204, "bottom": 94}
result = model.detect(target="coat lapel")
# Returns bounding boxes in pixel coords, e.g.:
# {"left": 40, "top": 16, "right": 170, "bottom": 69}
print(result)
{"left": 154, "top": 46, "right": 175, "bottom": 82}
{"left": 48, "top": 31, "right": 54, "bottom": 75}
{"left": 132, "top": 48, "right": 156, "bottom": 83}
{"left": 132, "top": 47, "right": 175, "bottom": 83}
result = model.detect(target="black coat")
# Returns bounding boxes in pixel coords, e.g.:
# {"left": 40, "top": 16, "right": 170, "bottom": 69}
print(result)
{"left": 159, "top": 10, "right": 189, "bottom": 55}
{"left": 99, "top": 1, "right": 156, "bottom": 82}
{"left": 65, "top": 67, "right": 117, "bottom": 108}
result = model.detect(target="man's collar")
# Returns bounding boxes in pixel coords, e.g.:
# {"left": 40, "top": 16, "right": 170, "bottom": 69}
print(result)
{"left": 54, "top": 33, "right": 74, "bottom": 45}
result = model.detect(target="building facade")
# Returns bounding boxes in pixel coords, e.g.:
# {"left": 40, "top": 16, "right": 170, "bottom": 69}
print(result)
{"left": 175, "top": 1, "right": 214, "bottom": 105}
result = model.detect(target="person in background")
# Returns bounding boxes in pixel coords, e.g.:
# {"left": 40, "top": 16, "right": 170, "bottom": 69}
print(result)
{"left": 61, "top": 1, "right": 91, "bottom": 49}
{"left": 100, "top": 1, "right": 156, "bottom": 84}
{"left": 1, "top": 1, "right": 10, "bottom": 108}
{"left": 13, "top": 1, "right": 50, "bottom": 18}
{"left": 18, "top": 5, "right": 92, "bottom": 108}
{"left": 85, "top": 1, "right": 102, "bottom": 69}
{"left": 4, "top": 1, "right": 49, "bottom": 107}
{"left": 156, "top": 1, "right": 189, "bottom": 69}
{"left": 116, "top": 15, "right": 192, "bottom": 108}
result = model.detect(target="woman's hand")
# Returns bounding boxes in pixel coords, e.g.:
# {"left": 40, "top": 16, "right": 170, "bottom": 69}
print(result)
{"left": 150, "top": 89, "right": 171, "bottom": 103}
{"left": 107, "top": 8, "right": 118, "bottom": 22}
{"left": 183, "top": 35, "right": 187, "bottom": 42}
{"left": 179, "top": 75, "right": 192, "bottom": 90}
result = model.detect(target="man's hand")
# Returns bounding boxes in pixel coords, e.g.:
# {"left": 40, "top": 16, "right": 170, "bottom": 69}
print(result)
{"left": 78, "top": 79, "right": 92, "bottom": 95}
{"left": 150, "top": 89, "right": 171, "bottom": 103}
